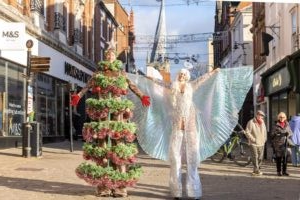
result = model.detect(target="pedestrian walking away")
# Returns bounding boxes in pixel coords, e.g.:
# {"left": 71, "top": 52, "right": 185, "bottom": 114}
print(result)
{"left": 128, "top": 65, "right": 253, "bottom": 199}
{"left": 244, "top": 110, "right": 267, "bottom": 176}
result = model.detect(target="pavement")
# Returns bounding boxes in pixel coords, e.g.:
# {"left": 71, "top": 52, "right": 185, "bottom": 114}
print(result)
{"left": 0, "top": 141, "right": 299, "bottom": 200}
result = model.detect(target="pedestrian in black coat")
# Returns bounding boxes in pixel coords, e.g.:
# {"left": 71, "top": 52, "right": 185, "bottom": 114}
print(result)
{"left": 270, "top": 112, "right": 293, "bottom": 176}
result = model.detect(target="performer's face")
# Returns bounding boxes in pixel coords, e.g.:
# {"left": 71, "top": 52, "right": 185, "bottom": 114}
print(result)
{"left": 178, "top": 72, "right": 187, "bottom": 82}
{"left": 106, "top": 51, "right": 116, "bottom": 62}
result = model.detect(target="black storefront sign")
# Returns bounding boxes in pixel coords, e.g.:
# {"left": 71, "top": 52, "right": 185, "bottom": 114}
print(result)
{"left": 265, "top": 67, "right": 290, "bottom": 95}
{"left": 64, "top": 62, "right": 92, "bottom": 83}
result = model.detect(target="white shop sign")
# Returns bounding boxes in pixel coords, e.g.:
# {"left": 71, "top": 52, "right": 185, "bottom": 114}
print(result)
{"left": 0, "top": 22, "right": 25, "bottom": 50}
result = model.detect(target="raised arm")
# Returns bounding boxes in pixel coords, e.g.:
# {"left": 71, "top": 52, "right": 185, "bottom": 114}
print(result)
{"left": 70, "top": 73, "right": 97, "bottom": 106}
{"left": 126, "top": 77, "right": 150, "bottom": 107}
{"left": 143, "top": 75, "right": 171, "bottom": 90}
{"left": 190, "top": 68, "right": 220, "bottom": 90}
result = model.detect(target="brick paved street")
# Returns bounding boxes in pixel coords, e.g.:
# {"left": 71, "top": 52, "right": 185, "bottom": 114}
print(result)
{"left": 0, "top": 141, "right": 299, "bottom": 200}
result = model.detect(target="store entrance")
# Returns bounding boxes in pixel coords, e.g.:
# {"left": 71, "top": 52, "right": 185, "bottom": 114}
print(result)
{"left": 64, "top": 88, "right": 85, "bottom": 141}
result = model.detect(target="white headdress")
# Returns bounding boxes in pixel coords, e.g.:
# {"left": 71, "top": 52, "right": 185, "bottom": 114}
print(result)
{"left": 178, "top": 68, "right": 191, "bottom": 81}
{"left": 105, "top": 30, "right": 117, "bottom": 53}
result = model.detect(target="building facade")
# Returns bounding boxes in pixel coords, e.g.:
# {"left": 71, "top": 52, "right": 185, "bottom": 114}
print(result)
{"left": 229, "top": 2, "right": 253, "bottom": 68}
{"left": 251, "top": 2, "right": 269, "bottom": 129}
{"left": 260, "top": 3, "right": 300, "bottom": 130}
{"left": 0, "top": 0, "right": 133, "bottom": 148}
{"left": 213, "top": 1, "right": 254, "bottom": 127}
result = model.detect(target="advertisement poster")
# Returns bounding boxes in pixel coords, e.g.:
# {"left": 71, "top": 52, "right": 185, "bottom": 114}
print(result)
{"left": 6, "top": 102, "right": 24, "bottom": 136}
{"left": 28, "top": 86, "right": 33, "bottom": 114}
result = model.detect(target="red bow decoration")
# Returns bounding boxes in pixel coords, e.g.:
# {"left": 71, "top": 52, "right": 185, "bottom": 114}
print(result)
{"left": 141, "top": 95, "right": 150, "bottom": 107}
{"left": 70, "top": 94, "right": 80, "bottom": 106}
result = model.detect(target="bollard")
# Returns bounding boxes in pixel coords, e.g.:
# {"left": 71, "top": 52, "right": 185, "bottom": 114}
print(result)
{"left": 22, "top": 122, "right": 31, "bottom": 158}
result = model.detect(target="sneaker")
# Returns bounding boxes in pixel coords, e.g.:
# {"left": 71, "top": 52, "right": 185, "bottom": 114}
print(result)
{"left": 252, "top": 171, "right": 263, "bottom": 176}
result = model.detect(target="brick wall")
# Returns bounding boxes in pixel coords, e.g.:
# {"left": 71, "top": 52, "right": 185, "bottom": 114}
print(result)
{"left": 0, "top": 0, "right": 128, "bottom": 68}
{"left": 251, "top": 2, "right": 266, "bottom": 69}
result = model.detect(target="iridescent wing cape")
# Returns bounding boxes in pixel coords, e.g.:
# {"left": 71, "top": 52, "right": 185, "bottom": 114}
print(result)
{"left": 127, "top": 66, "right": 253, "bottom": 163}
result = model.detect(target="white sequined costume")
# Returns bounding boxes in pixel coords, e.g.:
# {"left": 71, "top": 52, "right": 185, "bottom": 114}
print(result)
{"left": 169, "top": 80, "right": 202, "bottom": 198}
{"left": 126, "top": 66, "right": 253, "bottom": 199}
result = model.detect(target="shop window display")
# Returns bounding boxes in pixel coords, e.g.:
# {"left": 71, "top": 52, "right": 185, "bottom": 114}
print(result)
{"left": 0, "top": 59, "right": 25, "bottom": 136}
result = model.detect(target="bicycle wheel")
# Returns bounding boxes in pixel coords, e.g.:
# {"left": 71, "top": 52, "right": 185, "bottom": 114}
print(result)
{"left": 210, "top": 148, "right": 225, "bottom": 163}
{"left": 232, "top": 142, "right": 252, "bottom": 167}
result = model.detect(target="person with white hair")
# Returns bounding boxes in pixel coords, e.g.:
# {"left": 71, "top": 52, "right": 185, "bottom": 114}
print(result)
{"left": 169, "top": 68, "right": 218, "bottom": 200}
{"left": 271, "top": 112, "right": 293, "bottom": 176}
{"left": 128, "top": 66, "right": 253, "bottom": 200}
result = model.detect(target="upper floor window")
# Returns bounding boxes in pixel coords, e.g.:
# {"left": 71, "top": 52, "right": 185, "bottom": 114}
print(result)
{"left": 30, "top": 0, "right": 45, "bottom": 16}
{"left": 291, "top": 11, "right": 297, "bottom": 34}
{"left": 107, "top": 19, "right": 112, "bottom": 41}
{"left": 100, "top": 10, "right": 105, "bottom": 39}
{"left": 291, "top": 8, "right": 299, "bottom": 51}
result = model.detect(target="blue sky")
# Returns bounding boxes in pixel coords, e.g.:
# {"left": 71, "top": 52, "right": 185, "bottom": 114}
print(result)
{"left": 119, "top": 0, "right": 216, "bottom": 77}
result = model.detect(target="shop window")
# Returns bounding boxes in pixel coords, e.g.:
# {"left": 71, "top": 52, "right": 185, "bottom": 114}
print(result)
{"left": 288, "top": 91, "right": 296, "bottom": 119}
{"left": 279, "top": 93, "right": 288, "bottom": 115}
{"left": 35, "top": 74, "right": 57, "bottom": 136}
{"left": 0, "top": 59, "right": 25, "bottom": 137}
{"left": 270, "top": 95, "right": 279, "bottom": 125}
{"left": 270, "top": 92, "right": 289, "bottom": 127}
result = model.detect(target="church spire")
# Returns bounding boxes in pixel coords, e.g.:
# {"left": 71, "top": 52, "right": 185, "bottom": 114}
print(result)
{"left": 149, "top": 0, "right": 167, "bottom": 63}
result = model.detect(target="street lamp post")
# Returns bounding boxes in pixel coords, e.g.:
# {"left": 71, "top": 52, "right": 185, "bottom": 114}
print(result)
{"left": 23, "top": 40, "right": 33, "bottom": 158}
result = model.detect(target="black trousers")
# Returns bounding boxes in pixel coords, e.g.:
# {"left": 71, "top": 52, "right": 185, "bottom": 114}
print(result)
{"left": 276, "top": 156, "right": 287, "bottom": 173}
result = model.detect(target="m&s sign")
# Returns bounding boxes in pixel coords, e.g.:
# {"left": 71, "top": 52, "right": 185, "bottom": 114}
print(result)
{"left": 0, "top": 22, "right": 25, "bottom": 50}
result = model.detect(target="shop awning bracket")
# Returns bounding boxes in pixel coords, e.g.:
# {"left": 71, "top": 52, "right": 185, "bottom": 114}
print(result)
{"left": 265, "top": 25, "right": 280, "bottom": 39}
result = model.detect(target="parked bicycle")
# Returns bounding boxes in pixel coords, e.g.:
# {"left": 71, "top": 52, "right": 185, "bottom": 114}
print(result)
{"left": 210, "top": 124, "right": 252, "bottom": 167}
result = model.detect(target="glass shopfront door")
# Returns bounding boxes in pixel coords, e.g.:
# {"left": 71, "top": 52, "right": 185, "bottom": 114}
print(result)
{"left": 34, "top": 73, "right": 64, "bottom": 137}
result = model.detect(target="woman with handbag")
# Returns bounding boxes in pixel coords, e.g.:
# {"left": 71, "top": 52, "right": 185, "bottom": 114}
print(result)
{"left": 270, "top": 112, "right": 293, "bottom": 176}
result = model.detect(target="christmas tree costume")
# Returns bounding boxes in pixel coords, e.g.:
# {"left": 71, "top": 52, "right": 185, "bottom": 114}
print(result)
{"left": 71, "top": 49, "right": 150, "bottom": 197}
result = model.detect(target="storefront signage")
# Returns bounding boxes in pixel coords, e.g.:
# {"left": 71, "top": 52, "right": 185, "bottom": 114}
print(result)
{"left": 0, "top": 22, "right": 25, "bottom": 50}
{"left": 266, "top": 67, "right": 290, "bottom": 95}
{"left": 4, "top": 103, "right": 24, "bottom": 136}
{"left": 64, "top": 62, "right": 91, "bottom": 83}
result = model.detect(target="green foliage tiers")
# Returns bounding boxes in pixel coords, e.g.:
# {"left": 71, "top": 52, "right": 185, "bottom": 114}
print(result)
{"left": 76, "top": 60, "right": 142, "bottom": 189}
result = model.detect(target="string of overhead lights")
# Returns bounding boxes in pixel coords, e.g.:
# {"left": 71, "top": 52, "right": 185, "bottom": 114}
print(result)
{"left": 119, "top": 0, "right": 215, "bottom": 7}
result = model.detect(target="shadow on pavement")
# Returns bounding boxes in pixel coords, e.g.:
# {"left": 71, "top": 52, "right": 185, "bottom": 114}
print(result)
{"left": 138, "top": 161, "right": 170, "bottom": 169}
{"left": 129, "top": 190, "right": 173, "bottom": 200}
{"left": 201, "top": 173, "right": 300, "bottom": 200}
{"left": 0, "top": 151, "right": 22, "bottom": 158}
{"left": 41, "top": 150, "right": 82, "bottom": 155}
{"left": 43, "top": 141, "right": 84, "bottom": 152}
{"left": 0, "top": 176, "right": 94, "bottom": 196}
{"left": 135, "top": 182, "right": 169, "bottom": 191}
